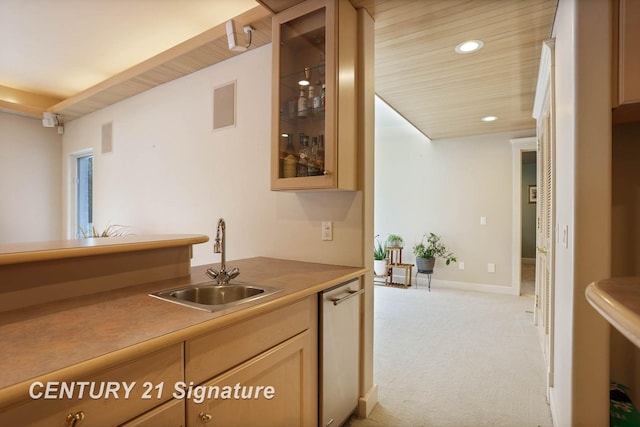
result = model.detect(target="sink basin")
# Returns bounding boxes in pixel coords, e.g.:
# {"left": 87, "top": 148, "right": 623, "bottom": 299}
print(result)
{"left": 150, "top": 282, "right": 282, "bottom": 312}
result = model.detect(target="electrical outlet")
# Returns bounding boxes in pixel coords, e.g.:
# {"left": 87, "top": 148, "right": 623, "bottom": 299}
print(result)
{"left": 487, "top": 263, "right": 495, "bottom": 273}
{"left": 459, "top": 262, "right": 465, "bottom": 270}
{"left": 321, "top": 221, "right": 333, "bottom": 241}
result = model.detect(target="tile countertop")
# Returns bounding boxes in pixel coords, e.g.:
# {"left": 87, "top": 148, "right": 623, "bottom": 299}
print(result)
{"left": 0, "top": 257, "right": 366, "bottom": 406}
{"left": 586, "top": 277, "right": 640, "bottom": 348}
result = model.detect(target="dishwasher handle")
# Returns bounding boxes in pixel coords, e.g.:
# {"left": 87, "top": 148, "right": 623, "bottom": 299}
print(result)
{"left": 330, "top": 288, "right": 364, "bottom": 306}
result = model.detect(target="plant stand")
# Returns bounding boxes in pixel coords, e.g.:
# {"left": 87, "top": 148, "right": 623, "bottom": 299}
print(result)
{"left": 384, "top": 246, "right": 413, "bottom": 287}
{"left": 415, "top": 269, "right": 433, "bottom": 291}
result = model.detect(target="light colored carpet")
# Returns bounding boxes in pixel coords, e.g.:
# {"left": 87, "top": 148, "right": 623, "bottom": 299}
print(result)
{"left": 521, "top": 261, "right": 536, "bottom": 296}
{"left": 347, "top": 285, "right": 552, "bottom": 427}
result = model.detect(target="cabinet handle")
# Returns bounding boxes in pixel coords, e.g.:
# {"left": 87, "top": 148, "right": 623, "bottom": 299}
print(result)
{"left": 199, "top": 412, "right": 213, "bottom": 423}
{"left": 66, "top": 411, "right": 85, "bottom": 427}
{"left": 537, "top": 246, "right": 548, "bottom": 254}
{"left": 323, "top": 170, "right": 331, "bottom": 175}
{"left": 330, "top": 288, "right": 364, "bottom": 306}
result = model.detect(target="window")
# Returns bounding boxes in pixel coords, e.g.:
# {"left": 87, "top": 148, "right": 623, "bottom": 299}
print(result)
{"left": 75, "top": 153, "right": 93, "bottom": 238}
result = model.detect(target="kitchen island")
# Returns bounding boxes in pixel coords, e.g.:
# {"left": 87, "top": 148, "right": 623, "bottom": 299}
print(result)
{"left": 0, "top": 235, "right": 365, "bottom": 426}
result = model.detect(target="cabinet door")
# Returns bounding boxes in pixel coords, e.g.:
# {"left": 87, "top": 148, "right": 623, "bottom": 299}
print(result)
{"left": 0, "top": 344, "right": 183, "bottom": 427}
{"left": 618, "top": 0, "right": 640, "bottom": 105}
{"left": 121, "top": 399, "right": 185, "bottom": 427}
{"left": 271, "top": 0, "right": 357, "bottom": 191}
{"left": 187, "top": 331, "right": 315, "bottom": 427}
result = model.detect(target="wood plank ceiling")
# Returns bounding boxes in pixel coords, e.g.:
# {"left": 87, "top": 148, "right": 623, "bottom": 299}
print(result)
{"left": 351, "top": 0, "right": 558, "bottom": 139}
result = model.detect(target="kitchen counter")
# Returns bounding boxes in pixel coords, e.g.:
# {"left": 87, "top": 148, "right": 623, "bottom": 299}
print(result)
{"left": 586, "top": 277, "right": 640, "bottom": 348}
{"left": 0, "top": 256, "right": 365, "bottom": 406}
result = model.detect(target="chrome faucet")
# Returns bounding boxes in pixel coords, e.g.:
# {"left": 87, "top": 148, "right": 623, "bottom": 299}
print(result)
{"left": 206, "top": 218, "right": 240, "bottom": 284}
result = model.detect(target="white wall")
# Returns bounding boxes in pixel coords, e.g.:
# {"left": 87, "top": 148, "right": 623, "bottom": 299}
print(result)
{"left": 374, "top": 97, "right": 534, "bottom": 293}
{"left": 0, "top": 112, "right": 62, "bottom": 244}
{"left": 61, "top": 44, "right": 364, "bottom": 268}
{"left": 551, "top": 0, "right": 611, "bottom": 424}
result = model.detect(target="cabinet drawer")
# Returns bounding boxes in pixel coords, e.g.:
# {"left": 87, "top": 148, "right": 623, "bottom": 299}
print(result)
{"left": 0, "top": 344, "right": 183, "bottom": 427}
{"left": 186, "top": 297, "right": 312, "bottom": 384}
{"left": 121, "top": 398, "right": 184, "bottom": 427}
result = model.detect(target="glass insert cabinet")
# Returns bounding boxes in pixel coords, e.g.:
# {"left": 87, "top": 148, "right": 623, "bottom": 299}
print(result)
{"left": 270, "top": 0, "right": 357, "bottom": 191}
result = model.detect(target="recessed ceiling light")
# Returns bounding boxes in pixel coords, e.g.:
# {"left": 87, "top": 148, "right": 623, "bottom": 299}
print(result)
{"left": 481, "top": 116, "right": 498, "bottom": 122}
{"left": 455, "top": 40, "right": 484, "bottom": 54}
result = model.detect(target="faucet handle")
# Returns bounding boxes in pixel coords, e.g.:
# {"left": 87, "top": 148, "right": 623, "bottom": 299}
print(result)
{"left": 206, "top": 268, "right": 219, "bottom": 280}
{"left": 227, "top": 267, "right": 240, "bottom": 280}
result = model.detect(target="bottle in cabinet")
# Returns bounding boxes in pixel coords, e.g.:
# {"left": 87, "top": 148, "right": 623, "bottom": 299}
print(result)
{"left": 297, "top": 87, "right": 308, "bottom": 118}
{"left": 297, "top": 133, "right": 309, "bottom": 177}
{"left": 308, "top": 136, "right": 322, "bottom": 176}
{"left": 282, "top": 134, "right": 297, "bottom": 178}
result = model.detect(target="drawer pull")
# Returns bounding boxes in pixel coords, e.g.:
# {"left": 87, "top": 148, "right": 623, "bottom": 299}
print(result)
{"left": 66, "top": 411, "right": 85, "bottom": 427}
{"left": 200, "top": 412, "right": 213, "bottom": 423}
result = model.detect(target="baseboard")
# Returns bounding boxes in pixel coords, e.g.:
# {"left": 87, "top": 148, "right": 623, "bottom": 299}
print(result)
{"left": 410, "top": 275, "right": 519, "bottom": 295}
{"left": 522, "top": 257, "right": 536, "bottom": 265}
{"left": 357, "top": 384, "right": 379, "bottom": 418}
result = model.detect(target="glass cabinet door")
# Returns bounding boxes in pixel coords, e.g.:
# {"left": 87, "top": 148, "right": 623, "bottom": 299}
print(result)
{"left": 271, "top": 0, "right": 356, "bottom": 191}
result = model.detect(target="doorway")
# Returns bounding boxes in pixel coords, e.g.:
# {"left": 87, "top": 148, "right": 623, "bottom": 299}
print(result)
{"left": 521, "top": 151, "right": 537, "bottom": 296}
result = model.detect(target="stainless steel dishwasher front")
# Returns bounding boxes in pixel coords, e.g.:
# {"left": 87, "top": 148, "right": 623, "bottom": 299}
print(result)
{"left": 320, "top": 278, "right": 363, "bottom": 427}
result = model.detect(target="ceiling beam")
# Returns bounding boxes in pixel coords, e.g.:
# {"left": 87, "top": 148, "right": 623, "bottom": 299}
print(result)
{"left": 0, "top": 85, "right": 63, "bottom": 118}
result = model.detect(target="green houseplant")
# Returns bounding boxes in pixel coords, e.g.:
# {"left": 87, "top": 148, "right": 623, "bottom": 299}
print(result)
{"left": 412, "top": 232, "right": 457, "bottom": 272}
{"left": 386, "top": 234, "right": 404, "bottom": 248}
{"left": 373, "top": 236, "right": 388, "bottom": 276}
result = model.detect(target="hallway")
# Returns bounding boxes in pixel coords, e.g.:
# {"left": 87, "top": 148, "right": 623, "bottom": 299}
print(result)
{"left": 348, "top": 285, "right": 553, "bottom": 426}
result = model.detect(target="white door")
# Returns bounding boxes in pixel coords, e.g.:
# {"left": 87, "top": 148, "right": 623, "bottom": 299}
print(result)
{"left": 533, "top": 39, "right": 556, "bottom": 394}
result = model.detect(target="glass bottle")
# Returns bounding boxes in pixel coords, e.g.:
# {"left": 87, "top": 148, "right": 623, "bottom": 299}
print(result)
{"left": 312, "top": 81, "right": 322, "bottom": 112}
{"left": 282, "top": 134, "right": 297, "bottom": 178}
{"left": 297, "top": 133, "right": 309, "bottom": 177}
{"left": 320, "top": 84, "right": 326, "bottom": 112}
{"left": 297, "top": 86, "right": 308, "bottom": 118}
{"left": 307, "top": 83, "right": 316, "bottom": 115}
{"left": 308, "top": 136, "right": 321, "bottom": 176}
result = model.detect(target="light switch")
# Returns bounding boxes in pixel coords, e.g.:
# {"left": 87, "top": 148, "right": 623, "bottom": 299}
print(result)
{"left": 487, "top": 263, "right": 495, "bottom": 273}
{"left": 480, "top": 216, "right": 487, "bottom": 225}
{"left": 459, "top": 262, "right": 465, "bottom": 270}
{"left": 321, "top": 221, "right": 333, "bottom": 241}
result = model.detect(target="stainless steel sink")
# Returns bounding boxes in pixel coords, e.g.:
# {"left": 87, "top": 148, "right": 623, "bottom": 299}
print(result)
{"left": 150, "top": 282, "right": 281, "bottom": 312}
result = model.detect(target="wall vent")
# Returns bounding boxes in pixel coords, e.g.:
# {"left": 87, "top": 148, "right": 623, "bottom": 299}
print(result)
{"left": 213, "top": 81, "right": 236, "bottom": 130}
{"left": 101, "top": 121, "right": 113, "bottom": 154}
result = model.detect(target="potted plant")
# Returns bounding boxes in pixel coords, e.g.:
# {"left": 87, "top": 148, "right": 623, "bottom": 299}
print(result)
{"left": 412, "top": 232, "right": 456, "bottom": 272}
{"left": 79, "top": 224, "right": 132, "bottom": 238}
{"left": 373, "top": 236, "right": 388, "bottom": 276}
{"left": 386, "top": 234, "right": 404, "bottom": 248}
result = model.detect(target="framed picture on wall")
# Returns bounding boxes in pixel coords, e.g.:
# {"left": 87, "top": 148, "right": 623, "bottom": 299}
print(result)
{"left": 528, "top": 185, "right": 537, "bottom": 204}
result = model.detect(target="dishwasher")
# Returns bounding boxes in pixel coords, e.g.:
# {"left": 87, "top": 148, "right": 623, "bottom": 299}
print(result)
{"left": 320, "top": 279, "right": 364, "bottom": 427}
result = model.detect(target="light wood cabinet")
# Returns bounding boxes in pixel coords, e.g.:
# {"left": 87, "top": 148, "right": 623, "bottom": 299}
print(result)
{"left": 270, "top": 0, "right": 357, "bottom": 191}
{"left": 612, "top": 0, "right": 640, "bottom": 123}
{"left": 121, "top": 399, "right": 185, "bottom": 427}
{"left": 187, "top": 331, "right": 315, "bottom": 426}
{"left": 0, "top": 297, "right": 318, "bottom": 426}
{"left": 186, "top": 295, "right": 318, "bottom": 426}
{"left": 0, "top": 344, "right": 183, "bottom": 426}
